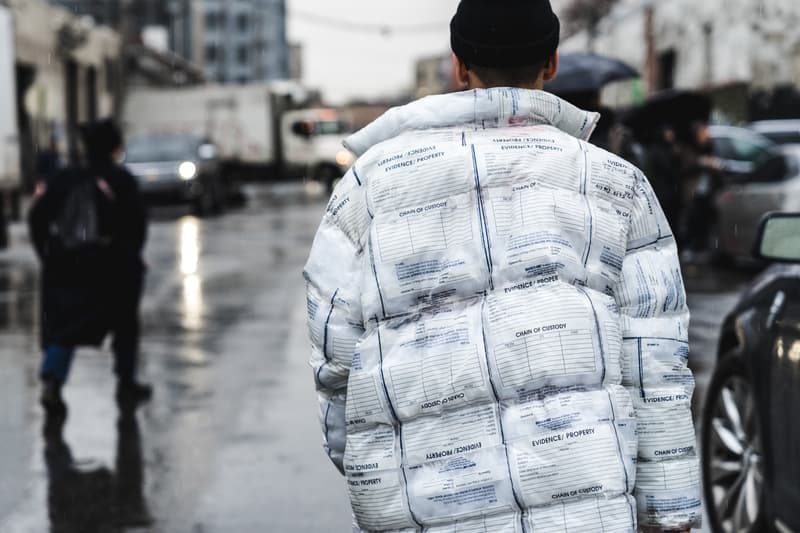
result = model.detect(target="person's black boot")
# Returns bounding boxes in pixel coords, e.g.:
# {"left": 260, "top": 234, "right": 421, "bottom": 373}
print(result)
{"left": 116, "top": 381, "right": 153, "bottom": 409}
{"left": 40, "top": 380, "right": 67, "bottom": 414}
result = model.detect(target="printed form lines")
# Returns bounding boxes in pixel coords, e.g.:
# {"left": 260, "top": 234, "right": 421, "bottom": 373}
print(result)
{"left": 494, "top": 329, "right": 596, "bottom": 389}
{"left": 390, "top": 348, "right": 483, "bottom": 408}
{"left": 348, "top": 375, "right": 384, "bottom": 418}
{"left": 376, "top": 209, "right": 472, "bottom": 263}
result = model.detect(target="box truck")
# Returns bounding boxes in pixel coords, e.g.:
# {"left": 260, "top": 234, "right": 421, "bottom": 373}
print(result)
{"left": 124, "top": 83, "right": 354, "bottom": 191}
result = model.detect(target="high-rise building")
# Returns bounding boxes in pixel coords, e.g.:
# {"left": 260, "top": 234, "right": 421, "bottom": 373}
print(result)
{"left": 288, "top": 43, "right": 303, "bottom": 81}
{"left": 49, "top": 0, "right": 198, "bottom": 61}
{"left": 201, "top": 0, "right": 289, "bottom": 84}
{"left": 51, "top": 0, "right": 290, "bottom": 84}
{"left": 50, "top": 1, "right": 170, "bottom": 37}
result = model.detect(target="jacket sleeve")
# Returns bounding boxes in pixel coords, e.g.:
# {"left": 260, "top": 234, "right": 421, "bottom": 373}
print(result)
{"left": 615, "top": 170, "right": 702, "bottom": 531}
{"left": 304, "top": 170, "right": 368, "bottom": 474}
{"left": 28, "top": 190, "right": 51, "bottom": 261}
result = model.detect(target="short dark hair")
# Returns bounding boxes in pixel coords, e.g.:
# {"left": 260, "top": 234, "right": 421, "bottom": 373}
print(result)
{"left": 79, "top": 119, "right": 124, "bottom": 163}
{"left": 466, "top": 59, "right": 549, "bottom": 87}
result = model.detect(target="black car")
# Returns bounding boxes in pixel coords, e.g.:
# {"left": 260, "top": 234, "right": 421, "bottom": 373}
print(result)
{"left": 702, "top": 213, "right": 800, "bottom": 533}
{"left": 124, "top": 134, "right": 230, "bottom": 215}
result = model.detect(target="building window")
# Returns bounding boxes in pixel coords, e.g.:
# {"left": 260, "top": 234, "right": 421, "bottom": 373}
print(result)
{"left": 206, "top": 11, "right": 217, "bottom": 30}
{"left": 658, "top": 49, "right": 677, "bottom": 90}
{"left": 206, "top": 44, "right": 218, "bottom": 62}
{"left": 237, "top": 14, "right": 249, "bottom": 31}
{"left": 237, "top": 45, "right": 249, "bottom": 65}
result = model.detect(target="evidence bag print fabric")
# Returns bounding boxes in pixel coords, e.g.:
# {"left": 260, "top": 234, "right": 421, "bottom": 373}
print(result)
{"left": 305, "top": 89, "right": 702, "bottom": 532}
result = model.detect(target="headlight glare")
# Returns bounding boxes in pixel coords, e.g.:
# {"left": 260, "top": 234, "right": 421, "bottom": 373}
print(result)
{"left": 336, "top": 150, "right": 354, "bottom": 167}
{"left": 179, "top": 161, "right": 197, "bottom": 180}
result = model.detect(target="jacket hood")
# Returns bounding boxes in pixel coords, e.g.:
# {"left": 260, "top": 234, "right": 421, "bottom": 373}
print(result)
{"left": 344, "top": 88, "right": 600, "bottom": 157}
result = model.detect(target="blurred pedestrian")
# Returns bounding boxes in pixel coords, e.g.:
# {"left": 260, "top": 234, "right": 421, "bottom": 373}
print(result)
{"left": 676, "top": 121, "right": 723, "bottom": 260}
{"left": 29, "top": 119, "right": 151, "bottom": 413}
{"left": 304, "top": 1, "right": 699, "bottom": 532}
{"left": 645, "top": 125, "right": 683, "bottom": 233}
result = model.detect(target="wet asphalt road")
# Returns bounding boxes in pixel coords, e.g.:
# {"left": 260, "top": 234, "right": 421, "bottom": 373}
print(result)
{"left": 0, "top": 183, "right": 753, "bottom": 532}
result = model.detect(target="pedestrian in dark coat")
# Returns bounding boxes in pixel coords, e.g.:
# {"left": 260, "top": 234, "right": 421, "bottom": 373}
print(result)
{"left": 29, "top": 119, "right": 152, "bottom": 412}
{"left": 645, "top": 126, "right": 683, "bottom": 235}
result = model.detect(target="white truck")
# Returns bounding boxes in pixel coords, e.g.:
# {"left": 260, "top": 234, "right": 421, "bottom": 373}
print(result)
{"left": 0, "top": 5, "right": 21, "bottom": 248}
{"left": 123, "top": 83, "right": 354, "bottom": 191}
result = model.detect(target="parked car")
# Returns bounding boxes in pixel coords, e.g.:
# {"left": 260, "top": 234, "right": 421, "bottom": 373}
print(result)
{"left": 702, "top": 212, "right": 800, "bottom": 533}
{"left": 751, "top": 120, "right": 800, "bottom": 147}
{"left": 710, "top": 125, "right": 777, "bottom": 177}
{"left": 124, "top": 134, "right": 230, "bottom": 215}
{"left": 709, "top": 127, "right": 800, "bottom": 260}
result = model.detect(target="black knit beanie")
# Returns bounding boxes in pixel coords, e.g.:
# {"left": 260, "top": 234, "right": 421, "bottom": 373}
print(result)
{"left": 451, "top": 0, "right": 560, "bottom": 68}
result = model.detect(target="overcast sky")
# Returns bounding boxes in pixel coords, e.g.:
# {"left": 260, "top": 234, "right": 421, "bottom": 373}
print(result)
{"left": 286, "top": 0, "right": 461, "bottom": 104}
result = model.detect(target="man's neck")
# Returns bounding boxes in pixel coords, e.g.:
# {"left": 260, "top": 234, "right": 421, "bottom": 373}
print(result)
{"left": 467, "top": 71, "right": 544, "bottom": 91}
{"left": 468, "top": 80, "right": 544, "bottom": 91}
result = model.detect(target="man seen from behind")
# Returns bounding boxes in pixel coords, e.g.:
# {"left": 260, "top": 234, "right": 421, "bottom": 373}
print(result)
{"left": 304, "top": 1, "right": 700, "bottom": 531}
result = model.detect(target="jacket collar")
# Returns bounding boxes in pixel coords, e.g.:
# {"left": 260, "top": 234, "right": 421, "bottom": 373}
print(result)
{"left": 344, "top": 88, "right": 601, "bottom": 157}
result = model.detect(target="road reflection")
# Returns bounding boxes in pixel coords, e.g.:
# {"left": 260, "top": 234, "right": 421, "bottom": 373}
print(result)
{"left": 43, "top": 411, "right": 151, "bottom": 532}
{"left": 0, "top": 264, "right": 37, "bottom": 330}
{"left": 179, "top": 218, "right": 200, "bottom": 276}
{"left": 179, "top": 217, "right": 204, "bottom": 332}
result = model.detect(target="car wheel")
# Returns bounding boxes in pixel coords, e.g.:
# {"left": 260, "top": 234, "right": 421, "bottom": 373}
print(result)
{"left": 702, "top": 353, "right": 766, "bottom": 533}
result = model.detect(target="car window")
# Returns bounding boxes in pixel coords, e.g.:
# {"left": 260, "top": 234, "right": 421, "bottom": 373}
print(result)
{"left": 126, "top": 136, "right": 199, "bottom": 163}
{"left": 711, "top": 137, "right": 737, "bottom": 160}
{"left": 728, "top": 135, "right": 772, "bottom": 164}
{"left": 314, "top": 121, "right": 351, "bottom": 136}
{"left": 761, "top": 131, "right": 800, "bottom": 145}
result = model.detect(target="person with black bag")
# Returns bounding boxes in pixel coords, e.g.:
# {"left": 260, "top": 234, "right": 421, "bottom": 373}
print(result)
{"left": 29, "top": 119, "right": 151, "bottom": 413}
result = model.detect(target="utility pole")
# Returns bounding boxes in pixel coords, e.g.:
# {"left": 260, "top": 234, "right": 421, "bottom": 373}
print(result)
{"left": 703, "top": 22, "right": 713, "bottom": 89}
{"left": 114, "top": 0, "right": 133, "bottom": 120}
{"left": 644, "top": 2, "right": 657, "bottom": 96}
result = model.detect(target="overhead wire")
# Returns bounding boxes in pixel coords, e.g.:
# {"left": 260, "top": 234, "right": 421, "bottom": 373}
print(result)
{"left": 288, "top": 8, "right": 448, "bottom": 36}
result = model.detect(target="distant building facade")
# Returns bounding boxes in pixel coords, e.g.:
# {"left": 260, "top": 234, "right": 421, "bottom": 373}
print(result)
{"left": 10, "top": 0, "right": 121, "bottom": 177}
{"left": 414, "top": 55, "right": 460, "bottom": 99}
{"left": 559, "top": 0, "right": 800, "bottom": 120}
{"left": 50, "top": 0, "right": 199, "bottom": 62}
{"left": 51, "top": 0, "right": 158, "bottom": 30}
{"left": 51, "top": 0, "right": 290, "bottom": 84}
{"left": 288, "top": 42, "right": 303, "bottom": 81}
{"left": 201, "top": 0, "right": 289, "bottom": 84}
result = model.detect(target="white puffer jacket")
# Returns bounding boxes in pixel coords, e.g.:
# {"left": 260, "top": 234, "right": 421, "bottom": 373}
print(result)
{"left": 305, "top": 89, "right": 701, "bottom": 532}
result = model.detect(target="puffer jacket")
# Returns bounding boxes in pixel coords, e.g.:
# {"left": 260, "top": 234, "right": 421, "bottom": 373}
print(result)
{"left": 304, "top": 89, "right": 701, "bottom": 532}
